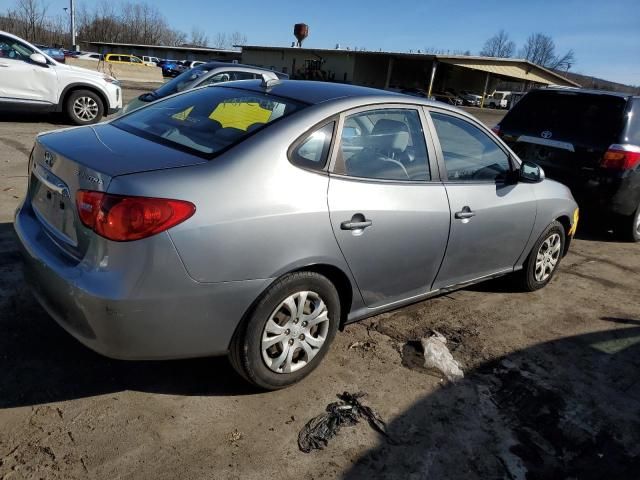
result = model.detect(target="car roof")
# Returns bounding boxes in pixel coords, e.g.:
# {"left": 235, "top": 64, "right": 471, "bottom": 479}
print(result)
{"left": 537, "top": 86, "right": 637, "bottom": 99}
{"left": 217, "top": 80, "right": 409, "bottom": 105}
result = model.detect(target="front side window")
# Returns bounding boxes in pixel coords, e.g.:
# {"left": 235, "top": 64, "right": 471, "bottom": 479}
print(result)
{"left": 113, "top": 86, "right": 306, "bottom": 156}
{"left": 290, "top": 122, "right": 334, "bottom": 170}
{"left": 430, "top": 112, "right": 511, "bottom": 181}
{"left": 131, "top": 56, "right": 142, "bottom": 64}
{"left": 333, "top": 108, "right": 430, "bottom": 181}
{"left": 0, "top": 35, "right": 34, "bottom": 61}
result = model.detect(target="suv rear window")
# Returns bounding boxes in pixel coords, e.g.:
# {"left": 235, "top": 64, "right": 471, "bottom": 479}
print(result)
{"left": 502, "top": 90, "right": 627, "bottom": 147}
{"left": 113, "top": 86, "right": 306, "bottom": 156}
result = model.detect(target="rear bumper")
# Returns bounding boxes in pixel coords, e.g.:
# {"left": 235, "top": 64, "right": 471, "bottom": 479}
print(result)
{"left": 14, "top": 202, "right": 271, "bottom": 360}
{"left": 572, "top": 171, "right": 640, "bottom": 218}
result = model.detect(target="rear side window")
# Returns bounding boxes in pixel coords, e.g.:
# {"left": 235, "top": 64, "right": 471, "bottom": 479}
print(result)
{"left": 113, "top": 86, "right": 306, "bottom": 157}
{"left": 290, "top": 122, "right": 334, "bottom": 170}
{"left": 502, "top": 90, "right": 627, "bottom": 147}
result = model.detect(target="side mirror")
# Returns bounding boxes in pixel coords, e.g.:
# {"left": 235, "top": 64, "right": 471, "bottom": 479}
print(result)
{"left": 29, "top": 53, "right": 47, "bottom": 65}
{"left": 519, "top": 160, "right": 545, "bottom": 183}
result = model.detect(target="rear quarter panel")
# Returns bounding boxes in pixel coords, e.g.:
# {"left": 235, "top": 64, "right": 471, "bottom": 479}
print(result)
{"left": 106, "top": 106, "right": 359, "bottom": 294}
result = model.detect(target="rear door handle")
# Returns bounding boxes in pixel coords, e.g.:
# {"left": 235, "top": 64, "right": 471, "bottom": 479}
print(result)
{"left": 0, "top": 63, "right": 8, "bottom": 67}
{"left": 341, "top": 213, "right": 372, "bottom": 231}
{"left": 455, "top": 207, "right": 476, "bottom": 219}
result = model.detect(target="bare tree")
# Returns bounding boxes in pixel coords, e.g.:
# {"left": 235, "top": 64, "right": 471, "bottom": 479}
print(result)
{"left": 211, "top": 32, "right": 228, "bottom": 49}
{"left": 520, "top": 33, "right": 575, "bottom": 70}
{"left": 229, "top": 31, "right": 247, "bottom": 49}
{"left": 2, "top": 0, "right": 248, "bottom": 50}
{"left": 14, "top": 0, "right": 48, "bottom": 41}
{"left": 190, "top": 26, "right": 208, "bottom": 47}
{"left": 480, "top": 30, "right": 515, "bottom": 57}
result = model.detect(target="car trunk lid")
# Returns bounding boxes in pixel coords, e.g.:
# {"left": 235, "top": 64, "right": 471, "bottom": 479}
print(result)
{"left": 29, "top": 124, "right": 207, "bottom": 259}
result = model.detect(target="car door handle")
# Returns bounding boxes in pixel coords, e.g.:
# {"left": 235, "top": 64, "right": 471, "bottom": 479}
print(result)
{"left": 454, "top": 207, "right": 476, "bottom": 219}
{"left": 0, "top": 63, "right": 8, "bottom": 67}
{"left": 341, "top": 214, "right": 372, "bottom": 231}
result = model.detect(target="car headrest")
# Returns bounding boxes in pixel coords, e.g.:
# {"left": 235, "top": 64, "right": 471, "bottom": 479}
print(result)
{"left": 369, "top": 119, "right": 409, "bottom": 152}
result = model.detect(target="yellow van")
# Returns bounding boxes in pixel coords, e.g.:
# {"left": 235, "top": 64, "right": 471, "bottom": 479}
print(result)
{"left": 104, "top": 54, "right": 154, "bottom": 66}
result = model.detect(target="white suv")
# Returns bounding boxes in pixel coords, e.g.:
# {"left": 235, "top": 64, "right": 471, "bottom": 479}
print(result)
{"left": 0, "top": 31, "right": 122, "bottom": 124}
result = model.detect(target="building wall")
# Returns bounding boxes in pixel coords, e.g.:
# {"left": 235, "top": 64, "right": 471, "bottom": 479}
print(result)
{"left": 241, "top": 49, "right": 356, "bottom": 82}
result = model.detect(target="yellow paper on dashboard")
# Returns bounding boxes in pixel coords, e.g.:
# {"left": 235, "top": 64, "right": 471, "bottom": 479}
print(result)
{"left": 209, "top": 102, "right": 271, "bottom": 130}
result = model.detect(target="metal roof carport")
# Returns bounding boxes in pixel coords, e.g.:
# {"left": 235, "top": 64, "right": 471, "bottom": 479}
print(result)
{"left": 239, "top": 46, "right": 579, "bottom": 103}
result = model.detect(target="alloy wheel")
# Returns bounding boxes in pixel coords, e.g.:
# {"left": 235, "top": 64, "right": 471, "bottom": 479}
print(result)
{"left": 73, "top": 96, "right": 99, "bottom": 121}
{"left": 261, "top": 291, "right": 330, "bottom": 374}
{"left": 534, "top": 233, "right": 561, "bottom": 282}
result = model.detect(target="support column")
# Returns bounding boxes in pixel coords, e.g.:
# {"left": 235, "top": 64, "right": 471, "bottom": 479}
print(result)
{"left": 427, "top": 60, "right": 437, "bottom": 97}
{"left": 481, "top": 72, "right": 490, "bottom": 108}
{"left": 384, "top": 57, "right": 394, "bottom": 89}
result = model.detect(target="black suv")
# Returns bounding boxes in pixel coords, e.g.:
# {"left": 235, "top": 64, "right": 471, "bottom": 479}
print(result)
{"left": 494, "top": 88, "right": 640, "bottom": 241}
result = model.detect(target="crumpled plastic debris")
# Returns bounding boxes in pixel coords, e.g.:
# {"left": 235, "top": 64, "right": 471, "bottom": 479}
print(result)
{"left": 298, "top": 392, "right": 392, "bottom": 453}
{"left": 421, "top": 331, "right": 464, "bottom": 381}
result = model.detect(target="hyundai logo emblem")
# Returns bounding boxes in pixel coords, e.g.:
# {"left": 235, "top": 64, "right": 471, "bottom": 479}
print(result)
{"left": 44, "top": 151, "right": 55, "bottom": 167}
{"left": 541, "top": 130, "right": 553, "bottom": 139}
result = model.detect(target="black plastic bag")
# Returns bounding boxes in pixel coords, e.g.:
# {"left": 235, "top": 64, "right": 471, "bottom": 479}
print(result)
{"left": 298, "top": 392, "right": 392, "bottom": 453}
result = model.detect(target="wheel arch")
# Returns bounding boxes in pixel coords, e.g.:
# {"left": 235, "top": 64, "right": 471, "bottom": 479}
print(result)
{"left": 228, "top": 262, "right": 355, "bottom": 351}
{"left": 555, "top": 215, "right": 572, "bottom": 256}
{"left": 57, "top": 83, "right": 110, "bottom": 113}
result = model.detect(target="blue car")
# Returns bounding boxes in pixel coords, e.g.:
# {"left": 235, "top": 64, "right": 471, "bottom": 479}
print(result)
{"left": 41, "top": 47, "right": 65, "bottom": 63}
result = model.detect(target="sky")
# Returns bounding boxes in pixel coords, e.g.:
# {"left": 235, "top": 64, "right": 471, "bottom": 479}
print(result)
{"left": 28, "top": 0, "right": 640, "bottom": 85}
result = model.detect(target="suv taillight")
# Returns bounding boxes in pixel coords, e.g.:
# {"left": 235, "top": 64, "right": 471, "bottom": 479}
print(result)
{"left": 491, "top": 125, "right": 502, "bottom": 137}
{"left": 76, "top": 190, "right": 195, "bottom": 241}
{"left": 601, "top": 144, "right": 640, "bottom": 170}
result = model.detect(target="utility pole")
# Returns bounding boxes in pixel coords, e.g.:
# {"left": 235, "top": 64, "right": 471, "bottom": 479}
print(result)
{"left": 70, "top": 0, "right": 76, "bottom": 51}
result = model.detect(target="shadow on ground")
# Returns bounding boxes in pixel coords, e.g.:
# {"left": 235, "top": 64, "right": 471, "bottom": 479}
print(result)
{"left": 0, "top": 112, "right": 68, "bottom": 125}
{"left": 0, "top": 223, "right": 254, "bottom": 408}
{"left": 343, "top": 320, "right": 640, "bottom": 480}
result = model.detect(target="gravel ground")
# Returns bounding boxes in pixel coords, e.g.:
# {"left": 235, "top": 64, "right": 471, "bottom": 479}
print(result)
{"left": 0, "top": 89, "right": 638, "bottom": 480}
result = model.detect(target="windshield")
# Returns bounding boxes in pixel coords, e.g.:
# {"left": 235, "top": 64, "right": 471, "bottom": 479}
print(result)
{"left": 154, "top": 65, "right": 215, "bottom": 98}
{"left": 113, "top": 86, "right": 307, "bottom": 156}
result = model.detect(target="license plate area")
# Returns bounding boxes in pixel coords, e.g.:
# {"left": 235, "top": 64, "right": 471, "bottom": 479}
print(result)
{"left": 31, "top": 164, "right": 78, "bottom": 247}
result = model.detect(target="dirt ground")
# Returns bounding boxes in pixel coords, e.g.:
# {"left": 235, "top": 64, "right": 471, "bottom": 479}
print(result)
{"left": 0, "top": 89, "right": 638, "bottom": 480}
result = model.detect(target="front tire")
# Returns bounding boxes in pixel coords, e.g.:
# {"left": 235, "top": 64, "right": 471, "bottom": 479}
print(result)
{"left": 66, "top": 89, "right": 104, "bottom": 125}
{"left": 229, "top": 272, "right": 340, "bottom": 390}
{"left": 518, "top": 221, "right": 565, "bottom": 291}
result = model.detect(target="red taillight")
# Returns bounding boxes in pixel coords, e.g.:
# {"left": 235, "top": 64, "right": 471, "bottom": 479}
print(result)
{"left": 601, "top": 144, "right": 640, "bottom": 170}
{"left": 491, "top": 125, "right": 502, "bottom": 137}
{"left": 76, "top": 190, "right": 195, "bottom": 241}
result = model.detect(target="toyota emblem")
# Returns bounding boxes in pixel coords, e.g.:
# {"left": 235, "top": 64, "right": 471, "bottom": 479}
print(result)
{"left": 541, "top": 130, "right": 553, "bottom": 139}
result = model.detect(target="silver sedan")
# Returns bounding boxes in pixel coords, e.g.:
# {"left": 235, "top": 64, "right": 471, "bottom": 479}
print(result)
{"left": 15, "top": 80, "right": 579, "bottom": 389}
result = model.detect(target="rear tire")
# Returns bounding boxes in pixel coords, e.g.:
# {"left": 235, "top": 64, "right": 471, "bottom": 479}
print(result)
{"left": 229, "top": 272, "right": 340, "bottom": 390}
{"left": 66, "top": 89, "right": 104, "bottom": 126}
{"left": 616, "top": 206, "right": 640, "bottom": 242}
{"left": 518, "top": 221, "right": 566, "bottom": 291}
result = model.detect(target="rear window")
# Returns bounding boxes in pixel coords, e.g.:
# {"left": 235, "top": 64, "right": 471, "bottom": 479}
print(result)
{"left": 112, "top": 86, "right": 306, "bottom": 156}
{"left": 502, "top": 90, "right": 627, "bottom": 146}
